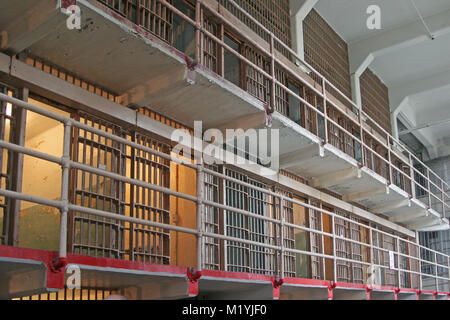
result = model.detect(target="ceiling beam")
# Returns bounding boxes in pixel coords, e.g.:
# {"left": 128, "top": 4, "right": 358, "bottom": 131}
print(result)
{"left": 343, "top": 185, "right": 388, "bottom": 202}
{"left": 279, "top": 144, "right": 324, "bottom": 169}
{"left": 348, "top": 8, "right": 450, "bottom": 75}
{"left": 389, "top": 208, "right": 428, "bottom": 224}
{"left": 407, "top": 216, "right": 442, "bottom": 230}
{"left": 371, "top": 198, "right": 411, "bottom": 215}
{"left": 310, "top": 167, "right": 361, "bottom": 189}
{"left": 399, "top": 118, "right": 450, "bottom": 136}
{"left": 389, "top": 68, "right": 450, "bottom": 110}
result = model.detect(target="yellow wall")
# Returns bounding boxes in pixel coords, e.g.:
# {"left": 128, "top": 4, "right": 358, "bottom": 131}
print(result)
{"left": 170, "top": 159, "right": 198, "bottom": 268}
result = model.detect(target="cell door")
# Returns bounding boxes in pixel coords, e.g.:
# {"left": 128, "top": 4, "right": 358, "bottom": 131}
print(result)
{"left": 224, "top": 168, "right": 272, "bottom": 274}
{"left": 127, "top": 133, "right": 171, "bottom": 264}
{"left": 303, "top": 91, "right": 318, "bottom": 136}
{"left": 335, "top": 211, "right": 351, "bottom": 283}
{"left": 308, "top": 200, "right": 323, "bottom": 280}
{"left": 244, "top": 45, "right": 271, "bottom": 104}
{"left": 69, "top": 112, "right": 125, "bottom": 259}
{"left": 349, "top": 217, "right": 363, "bottom": 284}
{"left": 382, "top": 234, "right": 397, "bottom": 287}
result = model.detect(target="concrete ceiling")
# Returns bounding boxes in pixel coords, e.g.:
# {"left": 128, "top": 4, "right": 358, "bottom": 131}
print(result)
{"left": 315, "top": 0, "right": 450, "bottom": 43}
{"left": 314, "top": 0, "right": 450, "bottom": 161}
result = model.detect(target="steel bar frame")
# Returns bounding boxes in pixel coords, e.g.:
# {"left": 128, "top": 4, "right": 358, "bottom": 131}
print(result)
{"left": 2, "top": 0, "right": 450, "bottom": 288}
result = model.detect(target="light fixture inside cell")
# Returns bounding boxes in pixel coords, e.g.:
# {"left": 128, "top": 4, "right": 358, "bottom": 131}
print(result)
{"left": 6, "top": 103, "right": 12, "bottom": 116}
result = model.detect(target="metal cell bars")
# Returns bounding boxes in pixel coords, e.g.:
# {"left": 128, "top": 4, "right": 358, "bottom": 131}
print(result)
{"left": 1, "top": 93, "right": 450, "bottom": 290}
{"left": 0, "top": 86, "right": 12, "bottom": 245}
{"left": 202, "top": 14, "right": 219, "bottom": 74}
{"left": 399, "top": 240, "right": 421, "bottom": 289}
{"left": 70, "top": 112, "right": 125, "bottom": 259}
{"left": 276, "top": 189, "right": 296, "bottom": 278}
{"left": 127, "top": 133, "right": 171, "bottom": 264}
{"left": 98, "top": 0, "right": 173, "bottom": 43}
{"left": 326, "top": 107, "right": 359, "bottom": 160}
{"left": 244, "top": 46, "right": 271, "bottom": 105}
{"left": 217, "top": 0, "right": 292, "bottom": 57}
{"left": 163, "top": 0, "right": 449, "bottom": 215}
{"left": 372, "top": 229, "right": 398, "bottom": 287}
{"left": 223, "top": 168, "right": 274, "bottom": 274}
{"left": 334, "top": 209, "right": 365, "bottom": 284}
{"left": 16, "top": 287, "right": 116, "bottom": 300}
{"left": 203, "top": 164, "right": 221, "bottom": 270}
{"left": 308, "top": 199, "right": 324, "bottom": 280}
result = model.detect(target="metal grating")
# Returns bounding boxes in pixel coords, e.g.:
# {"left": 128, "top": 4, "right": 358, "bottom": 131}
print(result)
{"left": 303, "top": 9, "right": 352, "bottom": 101}
{"left": 70, "top": 112, "right": 125, "bottom": 259}
{"left": 16, "top": 287, "right": 116, "bottom": 300}
{"left": 244, "top": 46, "right": 271, "bottom": 105}
{"left": 224, "top": 168, "right": 274, "bottom": 274}
{"left": 277, "top": 189, "right": 296, "bottom": 278}
{"left": 203, "top": 14, "right": 220, "bottom": 74}
{"left": 309, "top": 200, "right": 323, "bottom": 280}
{"left": 98, "top": 0, "right": 174, "bottom": 43}
{"left": 127, "top": 133, "right": 171, "bottom": 264}
{"left": 203, "top": 165, "right": 221, "bottom": 270}
{"left": 217, "top": 0, "right": 291, "bottom": 57}
{"left": 69, "top": 111, "right": 171, "bottom": 263}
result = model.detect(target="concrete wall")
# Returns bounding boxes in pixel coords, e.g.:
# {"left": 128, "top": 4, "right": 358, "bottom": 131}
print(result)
{"left": 17, "top": 98, "right": 67, "bottom": 250}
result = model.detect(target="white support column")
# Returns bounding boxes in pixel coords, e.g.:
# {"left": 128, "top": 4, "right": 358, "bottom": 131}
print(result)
{"left": 350, "top": 55, "right": 374, "bottom": 110}
{"left": 290, "top": 0, "right": 319, "bottom": 61}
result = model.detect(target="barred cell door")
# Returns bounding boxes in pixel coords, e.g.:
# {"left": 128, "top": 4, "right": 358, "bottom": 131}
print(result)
{"left": 304, "top": 91, "right": 318, "bottom": 136}
{"left": 382, "top": 234, "right": 397, "bottom": 287}
{"left": 349, "top": 218, "right": 363, "bottom": 284}
{"left": 308, "top": 201, "right": 323, "bottom": 280}
{"left": 127, "top": 133, "right": 171, "bottom": 264}
{"left": 335, "top": 212, "right": 351, "bottom": 283}
{"left": 244, "top": 45, "right": 271, "bottom": 104}
{"left": 224, "top": 168, "right": 273, "bottom": 274}
{"left": 69, "top": 112, "right": 126, "bottom": 259}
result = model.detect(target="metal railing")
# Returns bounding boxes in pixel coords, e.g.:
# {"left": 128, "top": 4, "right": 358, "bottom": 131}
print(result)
{"left": 92, "top": 0, "right": 450, "bottom": 219}
{"left": 0, "top": 93, "right": 449, "bottom": 292}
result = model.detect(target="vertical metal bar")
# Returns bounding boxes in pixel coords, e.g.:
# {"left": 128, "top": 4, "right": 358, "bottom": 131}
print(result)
{"left": 397, "top": 237, "right": 401, "bottom": 288}
{"left": 280, "top": 195, "right": 285, "bottom": 279}
{"left": 0, "top": 86, "right": 8, "bottom": 244}
{"left": 369, "top": 227, "right": 374, "bottom": 284}
{"left": 6, "top": 87, "right": 28, "bottom": 246}
{"left": 219, "top": 23, "right": 225, "bottom": 77}
{"left": 195, "top": 0, "right": 202, "bottom": 65}
{"left": 416, "top": 231, "right": 423, "bottom": 290}
{"left": 322, "top": 78, "right": 328, "bottom": 144}
{"left": 319, "top": 203, "right": 326, "bottom": 280}
{"left": 270, "top": 33, "right": 276, "bottom": 113}
{"left": 448, "top": 256, "right": 450, "bottom": 291}
{"left": 409, "top": 154, "right": 416, "bottom": 199}
{"left": 332, "top": 215, "right": 337, "bottom": 283}
{"left": 427, "top": 168, "right": 431, "bottom": 208}
{"left": 434, "top": 251, "right": 438, "bottom": 291}
{"left": 59, "top": 121, "right": 72, "bottom": 258}
{"left": 197, "top": 164, "right": 204, "bottom": 270}
{"left": 387, "top": 136, "right": 393, "bottom": 185}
